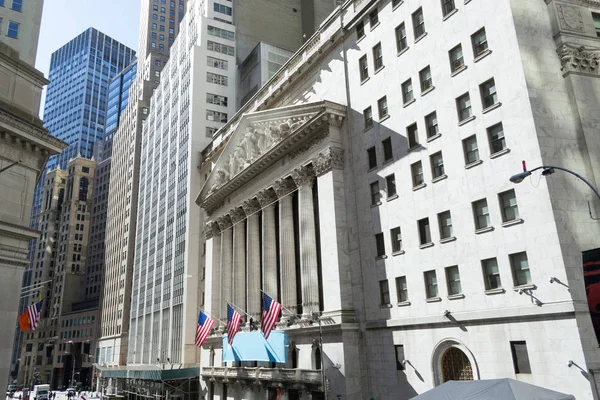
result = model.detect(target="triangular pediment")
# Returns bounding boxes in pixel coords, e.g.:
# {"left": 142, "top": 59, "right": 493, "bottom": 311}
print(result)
{"left": 197, "top": 100, "right": 345, "bottom": 212}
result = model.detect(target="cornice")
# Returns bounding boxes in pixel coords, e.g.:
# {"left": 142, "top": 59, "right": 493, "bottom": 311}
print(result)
{"left": 0, "top": 107, "right": 66, "bottom": 154}
{"left": 0, "top": 220, "right": 39, "bottom": 241}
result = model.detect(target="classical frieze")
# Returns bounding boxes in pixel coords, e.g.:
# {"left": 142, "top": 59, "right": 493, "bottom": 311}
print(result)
{"left": 557, "top": 43, "right": 600, "bottom": 75}
{"left": 289, "top": 130, "right": 329, "bottom": 160}
{"left": 556, "top": 3, "right": 585, "bottom": 32}
{"left": 313, "top": 147, "right": 344, "bottom": 176}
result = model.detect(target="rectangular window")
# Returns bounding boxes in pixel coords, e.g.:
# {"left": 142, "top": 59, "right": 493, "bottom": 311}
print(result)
{"left": 206, "top": 127, "right": 218, "bottom": 137}
{"left": 367, "top": 146, "right": 377, "bottom": 169}
{"left": 482, "top": 258, "right": 502, "bottom": 290}
{"left": 412, "top": 8, "right": 425, "bottom": 39}
{"left": 370, "top": 181, "right": 381, "bottom": 205}
{"left": 510, "top": 252, "right": 531, "bottom": 286}
{"left": 379, "top": 280, "right": 390, "bottom": 305}
{"left": 382, "top": 137, "right": 393, "bottom": 162}
{"left": 449, "top": 44, "right": 464, "bottom": 72}
{"left": 214, "top": 2, "right": 232, "bottom": 15}
{"left": 456, "top": 92, "right": 472, "bottom": 122}
{"left": 430, "top": 151, "right": 445, "bottom": 179}
{"left": 11, "top": 0, "right": 22, "bottom": 11}
{"left": 207, "top": 72, "right": 228, "bottom": 86}
{"left": 472, "top": 28, "right": 489, "bottom": 56}
{"left": 463, "top": 135, "right": 479, "bottom": 164}
{"left": 386, "top": 174, "right": 397, "bottom": 198}
{"left": 424, "top": 270, "right": 438, "bottom": 298}
{"left": 395, "top": 345, "right": 406, "bottom": 370}
{"left": 207, "top": 56, "right": 228, "bottom": 70}
{"left": 356, "top": 21, "right": 365, "bottom": 39}
{"left": 418, "top": 217, "right": 431, "bottom": 245}
{"left": 593, "top": 13, "right": 600, "bottom": 37}
{"left": 407, "top": 123, "right": 418, "bottom": 148}
{"left": 445, "top": 266, "right": 461, "bottom": 295}
{"left": 472, "top": 198, "right": 490, "bottom": 229}
{"left": 488, "top": 123, "right": 506, "bottom": 154}
{"left": 373, "top": 43, "right": 383, "bottom": 70}
{"left": 359, "top": 55, "right": 369, "bottom": 82}
{"left": 419, "top": 66, "right": 432, "bottom": 92}
{"left": 411, "top": 161, "right": 424, "bottom": 187}
{"left": 206, "top": 110, "right": 228, "bottom": 123}
{"left": 499, "top": 189, "right": 519, "bottom": 222}
{"left": 207, "top": 40, "right": 235, "bottom": 56}
{"left": 207, "top": 25, "right": 235, "bottom": 41}
{"left": 510, "top": 341, "right": 532, "bottom": 374}
{"left": 441, "top": 0, "right": 455, "bottom": 16}
{"left": 425, "top": 112, "right": 438, "bottom": 138}
{"left": 395, "top": 23, "right": 408, "bottom": 53}
{"left": 375, "top": 233, "right": 386, "bottom": 257}
{"left": 395, "top": 278, "right": 408, "bottom": 306}
{"left": 370, "top": 9, "right": 379, "bottom": 27}
{"left": 206, "top": 93, "right": 228, "bottom": 106}
{"left": 364, "top": 106, "right": 373, "bottom": 130}
{"left": 391, "top": 227, "right": 402, "bottom": 253}
{"left": 402, "top": 79, "right": 414, "bottom": 104}
{"left": 480, "top": 78, "right": 498, "bottom": 109}
{"left": 378, "top": 96, "right": 388, "bottom": 119}
{"left": 7, "top": 21, "right": 18, "bottom": 38}
{"left": 438, "top": 210, "right": 453, "bottom": 239}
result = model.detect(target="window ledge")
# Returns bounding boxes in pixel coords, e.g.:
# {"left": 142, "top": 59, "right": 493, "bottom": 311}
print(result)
{"left": 451, "top": 65, "right": 467, "bottom": 77}
{"left": 464, "top": 0, "right": 472, "bottom": 3}
{"left": 356, "top": 35, "right": 366, "bottom": 44}
{"left": 442, "top": 8, "right": 458, "bottom": 21}
{"left": 419, "top": 242, "right": 434, "bottom": 249}
{"left": 485, "top": 288, "right": 505, "bottom": 295}
{"left": 375, "top": 255, "right": 388, "bottom": 260}
{"left": 379, "top": 114, "right": 390, "bottom": 123}
{"left": 379, "top": 303, "right": 392, "bottom": 308}
{"left": 432, "top": 174, "right": 448, "bottom": 183}
{"left": 360, "top": 76, "right": 371, "bottom": 86}
{"left": 371, "top": 202, "right": 382, "bottom": 208}
{"left": 482, "top": 102, "right": 502, "bottom": 114}
{"left": 490, "top": 148, "right": 510, "bottom": 159}
{"left": 397, "top": 300, "right": 411, "bottom": 307}
{"left": 426, "top": 133, "right": 441, "bottom": 142}
{"left": 387, "top": 194, "right": 399, "bottom": 202}
{"left": 412, "top": 183, "right": 426, "bottom": 191}
{"left": 397, "top": 46, "right": 410, "bottom": 57}
{"left": 474, "top": 49, "right": 492, "bottom": 63}
{"left": 502, "top": 218, "right": 524, "bottom": 227}
{"left": 421, "top": 86, "right": 435, "bottom": 97}
{"left": 458, "top": 115, "right": 476, "bottom": 126}
{"left": 440, "top": 236, "right": 457, "bottom": 244}
{"left": 514, "top": 284, "right": 537, "bottom": 291}
{"left": 374, "top": 65, "right": 385, "bottom": 75}
{"left": 465, "top": 159, "right": 483, "bottom": 169}
{"left": 407, "top": 144, "right": 420, "bottom": 152}
{"left": 364, "top": 125, "right": 374, "bottom": 132}
{"left": 392, "top": 0, "right": 404, "bottom": 10}
{"left": 403, "top": 98, "right": 416, "bottom": 108}
{"left": 382, "top": 158, "right": 394, "bottom": 166}
{"left": 448, "top": 293, "right": 465, "bottom": 300}
{"left": 414, "top": 32, "right": 428, "bottom": 44}
{"left": 370, "top": 21, "right": 381, "bottom": 31}
{"left": 426, "top": 297, "right": 441, "bottom": 303}
{"left": 475, "top": 226, "right": 494, "bottom": 234}
{"left": 367, "top": 166, "right": 378, "bottom": 173}
{"left": 392, "top": 250, "right": 405, "bottom": 256}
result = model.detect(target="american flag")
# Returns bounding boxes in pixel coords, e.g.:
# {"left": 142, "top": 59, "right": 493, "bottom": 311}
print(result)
{"left": 226, "top": 304, "right": 242, "bottom": 346}
{"left": 195, "top": 311, "right": 214, "bottom": 347}
{"left": 261, "top": 293, "right": 281, "bottom": 339}
{"left": 27, "top": 300, "right": 43, "bottom": 331}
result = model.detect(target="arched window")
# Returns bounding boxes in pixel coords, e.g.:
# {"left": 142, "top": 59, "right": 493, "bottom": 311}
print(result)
{"left": 441, "top": 347, "right": 473, "bottom": 382}
{"left": 79, "top": 177, "right": 89, "bottom": 201}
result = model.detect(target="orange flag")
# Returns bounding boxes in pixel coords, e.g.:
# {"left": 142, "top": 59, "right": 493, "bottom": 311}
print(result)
{"left": 18, "top": 310, "right": 31, "bottom": 332}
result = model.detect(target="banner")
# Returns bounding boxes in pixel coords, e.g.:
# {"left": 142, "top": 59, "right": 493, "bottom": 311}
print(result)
{"left": 222, "top": 331, "right": 286, "bottom": 362}
{"left": 583, "top": 248, "right": 600, "bottom": 344}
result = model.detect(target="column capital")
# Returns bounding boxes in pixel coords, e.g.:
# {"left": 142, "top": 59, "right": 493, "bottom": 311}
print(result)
{"left": 273, "top": 178, "right": 296, "bottom": 198}
{"left": 291, "top": 164, "right": 316, "bottom": 187}
{"left": 256, "top": 188, "right": 277, "bottom": 207}
{"left": 217, "top": 215, "right": 232, "bottom": 231}
{"left": 204, "top": 221, "right": 219, "bottom": 240}
{"left": 313, "top": 147, "right": 344, "bottom": 176}
{"left": 229, "top": 207, "right": 246, "bottom": 224}
{"left": 241, "top": 198, "right": 261, "bottom": 215}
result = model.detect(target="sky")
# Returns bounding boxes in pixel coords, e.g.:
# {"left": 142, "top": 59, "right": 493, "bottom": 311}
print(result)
{"left": 35, "top": 0, "right": 141, "bottom": 114}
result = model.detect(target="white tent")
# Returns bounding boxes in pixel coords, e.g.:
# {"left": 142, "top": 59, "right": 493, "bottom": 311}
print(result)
{"left": 410, "top": 378, "right": 575, "bottom": 400}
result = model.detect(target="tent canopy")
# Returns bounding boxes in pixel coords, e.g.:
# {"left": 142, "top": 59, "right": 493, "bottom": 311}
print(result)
{"left": 410, "top": 378, "right": 575, "bottom": 400}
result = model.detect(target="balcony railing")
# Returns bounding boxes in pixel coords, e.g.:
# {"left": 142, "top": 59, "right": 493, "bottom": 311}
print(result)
{"left": 201, "top": 367, "right": 322, "bottom": 387}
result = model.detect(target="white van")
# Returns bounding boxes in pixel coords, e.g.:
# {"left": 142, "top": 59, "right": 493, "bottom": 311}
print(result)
{"left": 31, "top": 384, "right": 50, "bottom": 400}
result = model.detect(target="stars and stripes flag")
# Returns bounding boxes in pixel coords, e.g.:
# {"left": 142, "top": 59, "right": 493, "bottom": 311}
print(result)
{"left": 226, "top": 304, "right": 242, "bottom": 346}
{"left": 18, "top": 300, "right": 43, "bottom": 332}
{"left": 261, "top": 293, "right": 281, "bottom": 339}
{"left": 195, "top": 311, "right": 214, "bottom": 347}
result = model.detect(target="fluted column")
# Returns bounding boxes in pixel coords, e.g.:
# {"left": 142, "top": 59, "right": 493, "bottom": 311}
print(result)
{"left": 292, "top": 164, "right": 319, "bottom": 317}
{"left": 242, "top": 198, "right": 261, "bottom": 319}
{"left": 274, "top": 178, "right": 298, "bottom": 317}
{"left": 257, "top": 188, "right": 278, "bottom": 303}
{"left": 204, "top": 221, "right": 222, "bottom": 321}
{"left": 230, "top": 207, "right": 247, "bottom": 314}
{"left": 217, "top": 215, "right": 233, "bottom": 320}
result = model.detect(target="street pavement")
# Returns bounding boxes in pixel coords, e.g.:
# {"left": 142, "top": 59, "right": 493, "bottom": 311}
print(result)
{"left": 6, "top": 391, "right": 101, "bottom": 400}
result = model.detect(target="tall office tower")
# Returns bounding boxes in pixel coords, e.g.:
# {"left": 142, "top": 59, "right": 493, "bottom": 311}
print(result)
{"left": 0, "top": 0, "right": 44, "bottom": 66}
{"left": 96, "top": 0, "right": 188, "bottom": 377}
{"left": 196, "top": 0, "right": 600, "bottom": 399}
{"left": 16, "top": 156, "right": 97, "bottom": 388}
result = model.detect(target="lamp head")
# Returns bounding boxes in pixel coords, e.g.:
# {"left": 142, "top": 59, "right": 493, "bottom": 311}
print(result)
{"left": 509, "top": 171, "right": 532, "bottom": 184}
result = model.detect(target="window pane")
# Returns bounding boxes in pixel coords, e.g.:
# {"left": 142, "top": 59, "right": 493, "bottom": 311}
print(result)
{"left": 442, "top": 0, "right": 455, "bottom": 16}
{"left": 472, "top": 28, "right": 488, "bottom": 56}
{"left": 359, "top": 56, "right": 369, "bottom": 81}
{"left": 425, "top": 112, "right": 438, "bottom": 138}
{"left": 396, "top": 23, "right": 407, "bottom": 52}
{"left": 391, "top": 227, "right": 402, "bottom": 253}
{"left": 457, "top": 93, "right": 472, "bottom": 121}
{"left": 370, "top": 181, "right": 380, "bottom": 205}
{"left": 430, "top": 152, "right": 444, "bottom": 178}
{"left": 510, "top": 341, "right": 532, "bottom": 374}
{"left": 480, "top": 78, "right": 498, "bottom": 108}
{"left": 449, "top": 45, "right": 464, "bottom": 72}
{"left": 500, "top": 189, "right": 519, "bottom": 222}
{"left": 396, "top": 276, "right": 408, "bottom": 302}
{"left": 473, "top": 199, "right": 490, "bottom": 229}
{"left": 373, "top": 43, "right": 383, "bottom": 70}
{"left": 418, "top": 218, "right": 431, "bottom": 244}
{"left": 438, "top": 211, "right": 453, "bottom": 239}
{"left": 382, "top": 138, "right": 393, "bottom": 161}
{"left": 378, "top": 96, "right": 388, "bottom": 119}
{"left": 379, "top": 280, "right": 390, "bottom": 304}
{"left": 364, "top": 106, "right": 373, "bottom": 129}
{"left": 420, "top": 66, "right": 432, "bottom": 91}
{"left": 488, "top": 123, "right": 506, "bottom": 153}
{"left": 411, "top": 161, "right": 423, "bottom": 186}
{"left": 407, "top": 123, "right": 419, "bottom": 148}
{"left": 412, "top": 8, "right": 425, "bottom": 38}
{"left": 395, "top": 345, "right": 405, "bottom": 370}
{"left": 425, "top": 270, "right": 438, "bottom": 298}
{"left": 511, "top": 252, "right": 531, "bottom": 286}
{"left": 482, "top": 258, "right": 502, "bottom": 290}
{"left": 386, "top": 174, "right": 397, "bottom": 197}
{"left": 375, "top": 233, "right": 385, "bottom": 257}
{"left": 445, "top": 266, "right": 461, "bottom": 295}
{"left": 402, "top": 79, "right": 414, "bottom": 103}
{"left": 367, "top": 147, "right": 377, "bottom": 169}
{"left": 463, "top": 135, "right": 479, "bottom": 164}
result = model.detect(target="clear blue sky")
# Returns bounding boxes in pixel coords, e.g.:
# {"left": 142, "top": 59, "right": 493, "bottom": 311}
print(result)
{"left": 36, "top": 0, "right": 141, "bottom": 114}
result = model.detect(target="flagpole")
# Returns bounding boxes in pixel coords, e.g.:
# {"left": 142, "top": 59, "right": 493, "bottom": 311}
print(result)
{"left": 197, "top": 307, "right": 227, "bottom": 327}
{"left": 260, "top": 289, "right": 296, "bottom": 316}
{"left": 225, "top": 299, "right": 253, "bottom": 321}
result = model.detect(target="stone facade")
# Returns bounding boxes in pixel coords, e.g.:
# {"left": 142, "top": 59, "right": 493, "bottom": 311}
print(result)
{"left": 0, "top": 0, "right": 43, "bottom": 66}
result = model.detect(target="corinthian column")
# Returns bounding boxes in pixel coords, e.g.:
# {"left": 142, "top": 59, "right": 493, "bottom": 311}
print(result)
{"left": 230, "top": 207, "right": 247, "bottom": 313}
{"left": 242, "top": 198, "right": 261, "bottom": 319}
{"left": 257, "top": 188, "right": 278, "bottom": 304}
{"left": 204, "top": 221, "right": 222, "bottom": 320}
{"left": 291, "top": 164, "right": 319, "bottom": 317}
{"left": 274, "top": 178, "right": 298, "bottom": 317}
{"left": 217, "top": 215, "right": 233, "bottom": 320}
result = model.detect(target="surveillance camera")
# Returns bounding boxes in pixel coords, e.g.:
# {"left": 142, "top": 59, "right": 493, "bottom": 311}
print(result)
{"left": 401, "top": 359, "right": 408, "bottom": 366}
{"left": 550, "top": 277, "right": 555, "bottom": 284}
{"left": 568, "top": 360, "right": 574, "bottom": 368}
{"left": 443, "top": 310, "right": 450, "bottom": 317}
{"left": 518, "top": 289, "right": 524, "bottom": 295}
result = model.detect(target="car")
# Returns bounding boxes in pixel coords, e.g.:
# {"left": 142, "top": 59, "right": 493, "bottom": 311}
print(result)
{"left": 67, "top": 388, "right": 77, "bottom": 396}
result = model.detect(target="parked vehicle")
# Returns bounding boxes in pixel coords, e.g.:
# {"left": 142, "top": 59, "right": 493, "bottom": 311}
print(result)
{"left": 31, "top": 384, "right": 50, "bottom": 400}
{"left": 67, "top": 387, "right": 77, "bottom": 396}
